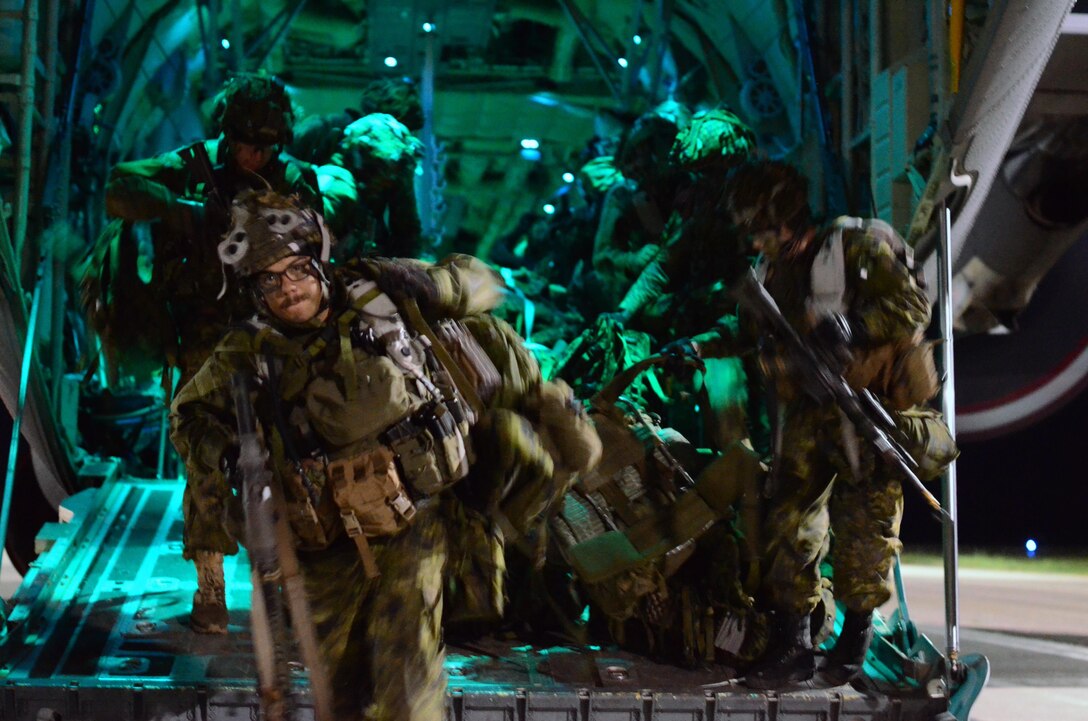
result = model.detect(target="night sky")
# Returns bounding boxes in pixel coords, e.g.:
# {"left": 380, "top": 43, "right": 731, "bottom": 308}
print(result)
{"left": 901, "top": 382, "right": 1088, "bottom": 552}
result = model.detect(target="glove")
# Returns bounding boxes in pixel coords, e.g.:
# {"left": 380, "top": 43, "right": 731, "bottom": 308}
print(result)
{"left": 660, "top": 337, "right": 705, "bottom": 375}
{"left": 368, "top": 258, "right": 440, "bottom": 309}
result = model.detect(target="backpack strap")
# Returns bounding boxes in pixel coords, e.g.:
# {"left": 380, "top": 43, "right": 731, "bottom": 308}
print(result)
{"left": 808, "top": 216, "right": 862, "bottom": 320}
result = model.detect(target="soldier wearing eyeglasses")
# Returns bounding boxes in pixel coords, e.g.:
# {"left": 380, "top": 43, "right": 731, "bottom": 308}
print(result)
{"left": 170, "top": 189, "right": 600, "bottom": 720}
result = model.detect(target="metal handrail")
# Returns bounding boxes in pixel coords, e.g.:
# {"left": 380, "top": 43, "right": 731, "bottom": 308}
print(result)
{"left": 937, "top": 202, "right": 961, "bottom": 684}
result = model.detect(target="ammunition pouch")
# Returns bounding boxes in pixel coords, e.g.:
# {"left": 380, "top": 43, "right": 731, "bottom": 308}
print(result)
{"left": 285, "top": 447, "right": 417, "bottom": 553}
{"left": 327, "top": 446, "right": 416, "bottom": 538}
{"left": 382, "top": 399, "right": 474, "bottom": 496}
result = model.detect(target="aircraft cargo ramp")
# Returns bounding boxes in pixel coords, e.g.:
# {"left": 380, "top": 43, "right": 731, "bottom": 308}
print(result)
{"left": 0, "top": 466, "right": 950, "bottom": 721}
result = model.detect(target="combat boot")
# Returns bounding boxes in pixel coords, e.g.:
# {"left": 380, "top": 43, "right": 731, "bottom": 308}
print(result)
{"left": 191, "top": 550, "right": 229, "bottom": 634}
{"left": 818, "top": 610, "right": 873, "bottom": 686}
{"left": 743, "top": 612, "right": 814, "bottom": 689}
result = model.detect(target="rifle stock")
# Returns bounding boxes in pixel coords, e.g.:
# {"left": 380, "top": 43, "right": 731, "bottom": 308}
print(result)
{"left": 735, "top": 270, "right": 949, "bottom": 520}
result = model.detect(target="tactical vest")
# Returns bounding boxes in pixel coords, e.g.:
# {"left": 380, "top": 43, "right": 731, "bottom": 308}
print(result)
{"left": 240, "top": 278, "right": 493, "bottom": 576}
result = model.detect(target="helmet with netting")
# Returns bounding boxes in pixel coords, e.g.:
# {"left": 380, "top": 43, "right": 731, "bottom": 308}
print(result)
{"left": 671, "top": 107, "right": 757, "bottom": 172}
{"left": 217, "top": 190, "right": 332, "bottom": 279}
{"left": 358, "top": 77, "right": 423, "bottom": 130}
{"left": 335, "top": 113, "right": 423, "bottom": 190}
{"left": 212, "top": 73, "right": 295, "bottom": 146}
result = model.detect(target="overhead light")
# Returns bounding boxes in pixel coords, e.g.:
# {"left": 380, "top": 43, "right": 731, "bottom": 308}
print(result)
{"left": 520, "top": 138, "right": 540, "bottom": 150}
{"left": 562, "top": 172, "right": 575, "bottom": 183}
{"left": 384, "top": 56, "right": 398, "bottom": 68}
{"left": 633, "top": 34, "right": 643, "bottom": 45}
{"left": 422, "top": 22, "right": 435, "bottom": 33}
{"left": 543, "top": 204, "right": 556, "bottom": 215}
{"left": 220, "top": 38, "right": 230, "bottom": 50}
{"left": 617, "top": 57, "right": 628, "bottom": 68}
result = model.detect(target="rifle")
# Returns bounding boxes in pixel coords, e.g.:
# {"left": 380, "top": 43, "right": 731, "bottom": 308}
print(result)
{"left": 231, "top": 371, "right": 334, "bottom": 721}
{"left": 734, "top": 270, "right": 949, "bottom": 520}
{"left": 177, "top": 141, "right": 229, "bottom": 226}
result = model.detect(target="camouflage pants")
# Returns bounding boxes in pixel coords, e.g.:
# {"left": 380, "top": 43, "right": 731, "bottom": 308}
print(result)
{"left": 298, "top": 502, "right": 449, "bottom": 721}
{"left": 175, "top": 350, "right": 242, "bottom": 560}
{"left": 760, "top": 404, "right": 904, "bottom": 616}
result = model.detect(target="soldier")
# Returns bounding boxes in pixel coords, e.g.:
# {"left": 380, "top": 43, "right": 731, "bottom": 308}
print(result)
{"left": 612, "top": 107, "right": 760, "bottom": 450}
{"left": 586, "top": 103, "right": 690, "bottom": 314}
{"left": 666, "top": 160, "right": 952, "bottom": 688}
{"left": 290, "top": 77, "right": 425, "bottom": 259}
{"left": 102, "top": 72, "right": 349, "bottom": 633}
{"left": 104, "top": 72, "right": 328, "bottom": 389}
{"left": 171, "top": 190, "right": 598, "bottom": 719}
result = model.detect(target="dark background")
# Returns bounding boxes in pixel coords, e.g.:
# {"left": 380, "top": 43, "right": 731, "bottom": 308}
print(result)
{"left": 901, "top": 382, "right": 1088, "bottom": 553}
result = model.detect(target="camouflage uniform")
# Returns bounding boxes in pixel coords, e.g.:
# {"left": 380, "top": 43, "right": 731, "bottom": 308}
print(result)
{"left": 171, "top": 191, "right": 600, "bottom": 716}
{"left": 615, "top": 107, "right": 760, "bottom": 451}
{"left": 105, "top": 135, "right": 324, "bottom": 392}
{"left": 171, "top": 251, "right": 498, "bottom": 719}
{"left": 698, "top": 220, "right": 932, "bottom": 615}
{"left": 103, "top": 78, "right": 356, "bottom": 631}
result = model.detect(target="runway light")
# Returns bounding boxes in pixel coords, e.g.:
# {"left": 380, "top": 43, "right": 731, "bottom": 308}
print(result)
{"left": 384, "top": 56, "right": 398, "bottom": 68}
{"left": 543, "top": 203, "right": 556, "bottom": 215}
{"left": 633, "top": 34, "right": 643, "bottom": 45}
{"left": 1025, "top": 538, "right": 1038, "bottom": 558}
{"left": 422, "top": 22, "right": 435, "bottom": 33}
{"left": 617, "top": 57, "right": 629, "bottom": 68}
{"left": 562, "top": 172, "right": 575, "bottom": 183}
{"left": 220, "top": 38, "right": 230, "bottom": 50}
{"left": 520, "top": 138, "right": 540, "bottom": 150}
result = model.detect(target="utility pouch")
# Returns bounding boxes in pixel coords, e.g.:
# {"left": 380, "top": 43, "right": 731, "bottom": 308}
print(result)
{"left": 326, "top": 446, "right": 416, "bottom": 538}
{"left": 383, "top": 401, "right": 473, "bottom": 496}
{"left": 283, "top": 460, "right": 333, "bottom": 549}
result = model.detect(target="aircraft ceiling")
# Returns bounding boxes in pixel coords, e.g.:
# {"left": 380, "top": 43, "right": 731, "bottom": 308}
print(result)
{"left": 76, "top": 0, "right": 807, "bottom": 247}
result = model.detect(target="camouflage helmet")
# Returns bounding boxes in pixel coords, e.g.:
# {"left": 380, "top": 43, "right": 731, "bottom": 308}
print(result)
{"left": 335, "top": 113, "right": 423, "bottom": 190}
{"left": 671, "top": 107, "right": 757, "bottom": 171}
{"left": 577, "top": 155, "right": 625, "bottom": 197}
{"left": 212, "top": 73, "right": 295, "bottom": 146}
{"left": 722, "top": 159, "right": 810, "bottom": 239}
{"left": 217, "top": 190, "right": 332, "bottom": 280}
{"left": 339, "top": 113, "right": 423, "bottom": 168}
{"left": 617, "top": 109, "right": 683, "bottom": 183}
{"left": 358, "top": 77, "right": 424, "bottom": 130}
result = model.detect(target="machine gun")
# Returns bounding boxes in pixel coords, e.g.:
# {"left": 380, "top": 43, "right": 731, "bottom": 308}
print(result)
{"left": 230, "top": 371, "right": 333, "bottom": 721}
{"left": 734, "top": 270, "right": 948, "bottom": 519}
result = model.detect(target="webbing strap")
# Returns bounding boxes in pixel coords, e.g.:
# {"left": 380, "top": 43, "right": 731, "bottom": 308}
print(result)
{"left": 347, "top": 521, "right": 381, "bottom": 579}
{"left": 400, "top": 297, "right": 483, "bottom": 417}
{"left": 328, "top": 463, "right": 381, "bottom": 579}
{"left": 336, "top": 312, "right": 357, "bottom": 399}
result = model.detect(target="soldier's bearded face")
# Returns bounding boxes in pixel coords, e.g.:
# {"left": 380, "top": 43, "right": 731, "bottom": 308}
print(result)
{"left": 259, "top": 255, "right": 325, "bottom": 324}
{"left": 231, "top": 141, "right": 275, "bottom": 172}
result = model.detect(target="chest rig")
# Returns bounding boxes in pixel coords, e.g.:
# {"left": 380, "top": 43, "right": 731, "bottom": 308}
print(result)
{"left": 246, "top": 278, "right": 482, "bottom": 576}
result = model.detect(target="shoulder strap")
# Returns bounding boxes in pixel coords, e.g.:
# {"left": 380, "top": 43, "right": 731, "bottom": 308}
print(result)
{"left": 808, "top": 216, "right": 861, "bottom": 319}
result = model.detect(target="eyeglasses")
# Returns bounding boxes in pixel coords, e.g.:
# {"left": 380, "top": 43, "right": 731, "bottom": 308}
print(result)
{"left": 254, "top": 259, "right": 315, "bottom": 294}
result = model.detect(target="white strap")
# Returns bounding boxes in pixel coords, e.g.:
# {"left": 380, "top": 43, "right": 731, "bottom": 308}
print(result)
{"left": 808, "top": 216, "right": 862, "bottom": 319}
